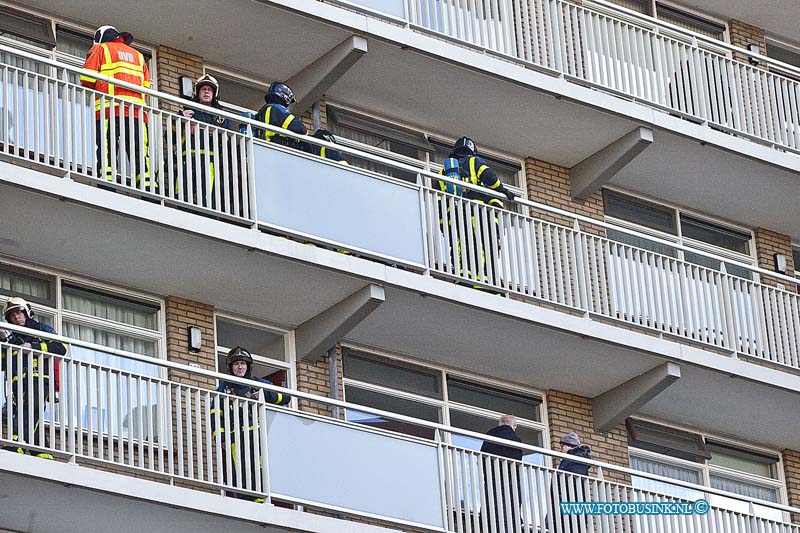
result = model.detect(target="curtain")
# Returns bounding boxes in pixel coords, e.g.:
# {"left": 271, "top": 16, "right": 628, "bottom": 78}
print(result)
{"left": 710, "top": 474, "right": 779, "bottom": 503}
{"left": 62, "top": 286, "right": 158, "bottom": 330}
{"left": 0, "top": 270, "right": 51, "bottom": 301}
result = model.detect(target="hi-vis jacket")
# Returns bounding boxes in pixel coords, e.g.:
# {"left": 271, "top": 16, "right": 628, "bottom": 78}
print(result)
{"left": 81, "top": 41, "right": 151, "bottom": 120}
{"left": 210, "top": 376, "right": 291, "bottom": 441}
{"left": 2, "top": 319, "right": 67, "bottom": 382}
{"left": 437, "top": 155, "right": 511, "bottom": 209}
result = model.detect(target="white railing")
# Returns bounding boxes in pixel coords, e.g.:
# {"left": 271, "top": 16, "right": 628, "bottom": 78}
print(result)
{"left": 402, "top": 0, "right": 800, "bottom": 154}
{"left": 1, "top": 324, "right": 798, "bottom": 533}
{"left": 0, "top": 45, "right": 798, "bottom": 372}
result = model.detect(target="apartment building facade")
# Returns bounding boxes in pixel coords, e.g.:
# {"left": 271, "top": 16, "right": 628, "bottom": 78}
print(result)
{"left": 0, "top": 0, "right": 799, "bottom": 531}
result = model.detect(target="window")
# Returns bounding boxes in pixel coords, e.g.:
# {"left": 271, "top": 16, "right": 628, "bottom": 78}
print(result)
{"left": 604, "top": 189, "right": 755, "bottom": 279}
{"left": 793, "top": 247, "right": 800, "bottom": 279}
{"left": 627, "top": 419, "right": 785, "bottom": 521}
{"left": 0, "top": 6, "right": 55, "bottom": 48}
{"left": 0, "top": 261, "right": 165, "bottom": 441}
{"left": 342, "top": 348, "right": 547, "bottom": 464}
{"left": 327, "top": 104, "right": 525, "bottom": 196}
{"left": 766, "top": 42, "right": 800, "bottom": 80}
{"left": 214, "top": 315, "right": 292, "bottom": 389}
{"left": 601, "top": 1, "right": 725, "bottom": 40}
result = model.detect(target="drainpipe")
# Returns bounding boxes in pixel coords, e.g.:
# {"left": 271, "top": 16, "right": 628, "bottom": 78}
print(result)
{"left": 328, "top": 346, "right": 340, "bottom": 419}
{"left": 312, "top": 100, "right": 321, "bottom": 132}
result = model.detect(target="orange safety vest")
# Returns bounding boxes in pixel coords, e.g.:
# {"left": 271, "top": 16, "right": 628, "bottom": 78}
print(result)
{"left": 80, "top": 41, "right": 151, "bottom": 121}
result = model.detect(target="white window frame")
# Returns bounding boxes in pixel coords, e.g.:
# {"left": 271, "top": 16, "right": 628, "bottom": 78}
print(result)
{"left": 603, "top": 187, "right": 757, "bottom": 275}
{"left": 0, "top": 256, "right": 168, "bottom": 442}
{"left": 213, "top": 311, "right": 297, "bottom": 405}
{"left": 340, "top": 342, "right": 549, "bottom": 461}
{"left": 628, "top": 417, "right": 788, "bottom": 521}
{"left": 325, "top": 100, "right": 527, "bottom": 196}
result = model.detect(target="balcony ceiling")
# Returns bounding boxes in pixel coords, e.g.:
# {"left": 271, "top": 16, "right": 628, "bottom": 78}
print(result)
{"left": 2, "top": 172, "right": 800, "bottom": 450}
{"left": 680, "top": 0, "right": 800, "bottom": 46}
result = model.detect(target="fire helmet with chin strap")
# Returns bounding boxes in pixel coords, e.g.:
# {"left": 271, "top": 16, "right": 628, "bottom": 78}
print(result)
{"left": 264, "top": 82, "right": 295, "bottom": 107}
{"left": 3, "top": 297, "right": 34, "bottom": 322}
{"left": 226, "top": 346, "right": 253, "bottom": 373}
{"left": 195, "top": 74, "right": 220, "bottom": 99}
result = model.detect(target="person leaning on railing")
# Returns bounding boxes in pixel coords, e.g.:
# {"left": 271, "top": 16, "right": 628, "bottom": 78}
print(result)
{"left": 80, "top": 26, "right": 155, "bottom": 191}
{"left": 253, "top": 82, "right": 311, "bottom": 152}
{"left": 436, "top": 137, "right": 515, "bottom": 290}
{"left": 175, "top": 74, "right": 233, "bottom": 207}
{"left": 210, "top": 346, "right": 290, "bottom": 502}
{"left": 1, "top": 297, "right": 66, "bottom": 459}
{"left": 480, "top": 415, "right": 524, "bottom": 532}
{"left": 546, "top": 432, "right": 593, "bottom": 532}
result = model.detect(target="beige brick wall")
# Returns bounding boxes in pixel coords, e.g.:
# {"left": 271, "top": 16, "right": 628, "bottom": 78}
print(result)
{"left": 525, "top": 158, "right": 605, "bottom": 235}
{"left": 728, "top": 20, "right": 768, "bottom": 70}
{"left": 165, "top": 296, "right": 217, "bottom": 388}
{"left": 784, "top": 448, "right": 800, "bottom": 524}
{"left": 546, "top": 390, "right": 630, "bottom": 485}
{"left": 753, "top": 227, "right": 796, "bottom": 288}
{"left": 296, "top": 343, "right": 343, "bottom": 417}
{"left": 155, "top": 46, "right": 204, "bottom": 113}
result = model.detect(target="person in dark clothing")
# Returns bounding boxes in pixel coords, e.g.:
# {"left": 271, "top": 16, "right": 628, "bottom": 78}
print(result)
{"left": 1, "top": 297, "right": 66, "bottom": 459}
{"left": 177, "top": 74, "right": 233, "bottom": 207}
{"left": 548, "top": 432, "right": 593, "bottom": 532}
{"left": 436, "top": 137, "right": 516, "bottom": 288}
{"left": 254, "top": 82, "right": 309, "bottom": 151}
{"left": 210, "top": 346, "right": 290, "bottom": 502}
{"left": 309, "top": 129, "right": 348, "bottom": 164}
{"left": 480, "top": 415, "right": 524, "bottom": 532}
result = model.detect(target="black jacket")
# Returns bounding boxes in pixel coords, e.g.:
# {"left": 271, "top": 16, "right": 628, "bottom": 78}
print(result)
{"left": 558, "top": 444, "right": 592, "bottom": 476}
{"left": 480, "top": 424, "right": 523, "bottom": 461}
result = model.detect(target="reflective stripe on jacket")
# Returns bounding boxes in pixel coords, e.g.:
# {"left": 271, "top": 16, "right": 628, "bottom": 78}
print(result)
{"left": 81, "top": 41, "right": 151, "bottom": 120}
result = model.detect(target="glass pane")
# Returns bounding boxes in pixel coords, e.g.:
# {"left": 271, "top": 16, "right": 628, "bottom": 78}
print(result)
{"left": 681, "top": 217, "right": 750, "bottom": 255}
{"left": 449, "top": 409, "right": 544, "bottom": 465}
{"left": 343, "top": 350, "right": 442, "bottom": 399}
{"left": 62, "top": 285, "right": 159, "bottom": 331}
{"left": 630, "top": 455, "right": 704, "bottom": 501}
{"left": 55, "top": 28, "right": 93, "bottom": 59}
{"left": 344, "top": 386, "right": 440, "bottom": 439}
{"left": 710, "top": 474, "right": 779, "bottom": 502}
{"left": 447, "top": 377, "right": 541, "bottom": 422}
{"left": 656, "top": 4, "right": 725, "bottom": 39}
{"left": 0, "top": 265, "right": 54, "bottom": 305}
{"left": 63, "top": 320, "right": 157, "bottom": 357}
{"left": 606, "top": 228, "right": 679, "bottom": 257}
{"left": 209, "top": 70, "right": 266, "bottom": 111}
{"left": 215, "top": 317, "right": 285, "bottom": 361}
{"left": 707, "top": 444, "right": 777, "bottom": 478}
{"left": 792, "top": 248, "right": 799, "bottom": 274}
{"left": 604, "top": 191, "right": 677, "bottom": 235}
{"left": 684, "top": 252, "right": 753, "bottom": 280}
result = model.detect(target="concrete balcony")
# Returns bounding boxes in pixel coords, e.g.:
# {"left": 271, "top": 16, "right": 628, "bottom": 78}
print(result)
{"left": 1, "top": 47, "right": 800, "bottom": 453}
{"left": 1, "top": 328, "right": 799, "bottom": 533}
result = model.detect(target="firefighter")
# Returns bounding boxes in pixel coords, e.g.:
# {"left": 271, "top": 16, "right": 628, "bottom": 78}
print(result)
{"left": 210, "top": 346, "right": 290, "bottom": 502}
{"left": 80, "top": 26, "right": 155, "bottom": 191}
{"left": 177, "top": 74, "right": 233, "bottom": 207}
{"left": 437, "top": 137, "right": 516, "bottom": 288}
{"left": 254, "top": 82, "right": 310, "bottom": 151}
{"left": 310, "top": 129, "right": 348, "bottom": 164}
{"left": 1, "top": 298, "right": 66, "bottom": 458}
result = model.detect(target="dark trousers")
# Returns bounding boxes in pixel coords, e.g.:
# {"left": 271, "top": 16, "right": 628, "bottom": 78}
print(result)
{"left": 4, "top": 374, "right": 50, "bottom": 450}
{"left": 483, "top": 469, "right": 521, "bottom": 532}
{"left": 177, "top": 152, "right": 216, "bottom": 209}
{"left": 223, "top": 430, "right": 263, "bottom": 502}
{"left": 95, "top": 116, "right": 153, "bottom": 189}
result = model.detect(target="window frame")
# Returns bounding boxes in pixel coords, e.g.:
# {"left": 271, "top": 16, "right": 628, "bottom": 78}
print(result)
{"left": 213, "top": 311, "right": 297, "bottom": 399}
{"left": 603, "top": 188, "right": 757, "bottom": 277}
{"left": 325, "top": 101, "right": 527, "bottom": 196}
{"left": 341, "top": 343, "right": 549, "bottom": 461}
{"left": 627, "top": 418, "right": 787, "bottom": 520}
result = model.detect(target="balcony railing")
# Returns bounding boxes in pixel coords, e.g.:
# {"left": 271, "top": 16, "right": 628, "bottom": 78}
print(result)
{"left": 364, "top": 0, "right": 800, "bottom": 156}
{"left": 0, "top": 45, "right": 798, "bottom": 373}
{"left": 1, "top": 324, "right": 798, "bottom": 532}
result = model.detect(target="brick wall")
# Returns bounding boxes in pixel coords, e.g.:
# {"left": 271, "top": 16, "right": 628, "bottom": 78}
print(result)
{"left": 784, "top": 449, "right": 800, "bottom": 524}
{"left": 165, "top": 296, "right": 217, "bottom": 387}
{"left": 296, "top": 343, "right": 343, "bottom": 417}
{"left": 525, "top": 158, "right": 605, "bottom": 235}
{"left": 753, "top": 227, "right": 796, "bottom": 288}
{"left": 728, "top": 20, "right": 768, "bottom": 70}
{"left": 546, "top": 390, "right": 630, "bottom": 485}
{"left": 155, "top": 46, "right": 204, "bottom": 113}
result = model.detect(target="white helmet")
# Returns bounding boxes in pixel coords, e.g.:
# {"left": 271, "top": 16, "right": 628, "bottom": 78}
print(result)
{"left": 93, "top": 25, "right": 133, "bottom": 46}
{"left": 3, "top": 297, "right": 33, "bottom": 322}
{"left": 195, "top": 74, "right": 220, "bottom": 98}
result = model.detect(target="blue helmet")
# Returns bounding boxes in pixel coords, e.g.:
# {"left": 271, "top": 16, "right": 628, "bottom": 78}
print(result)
{"left": 453, "top": 136, "right": 476, "bottom": 157}
{"left": 265, "top": 82, "right": 296, "bottom": 107}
